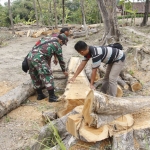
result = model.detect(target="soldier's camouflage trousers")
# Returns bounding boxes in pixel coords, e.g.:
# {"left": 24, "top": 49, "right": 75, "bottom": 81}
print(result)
{"left": 28, "top": 60, "right": 54, "bottom": 90}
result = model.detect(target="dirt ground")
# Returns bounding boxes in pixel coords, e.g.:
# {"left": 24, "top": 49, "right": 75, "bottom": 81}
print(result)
{"left": 0, "top": 19, "right": 150, "bottom": 150}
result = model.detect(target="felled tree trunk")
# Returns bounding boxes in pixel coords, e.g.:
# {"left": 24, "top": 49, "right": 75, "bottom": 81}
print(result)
{"left": 57, "top": 57, "right": 91, "bottom": 118}
{"left": 31, "top": 106, "right": 82, "bottom": 150}
{"left": 112, "top": 130, "right": 135, "bottom": 150}
{"left": 0, "top": 80, "right": 35, "bottom": 118}
{"left": 120, "top": 72, "right": 142, "bottom": 92}
{"left": 82, "top": 90, "right": 150, "bottom": 128}
{"left": 66, "top": 106, "right": 134, "bottom": 142}
{"left": 73, "top": 29, "right": 99, "bottom": 38}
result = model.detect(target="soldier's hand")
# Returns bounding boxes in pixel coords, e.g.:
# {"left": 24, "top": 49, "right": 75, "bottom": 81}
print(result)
{"left": 63, "top": 71, "right": 68, "bottom": 76}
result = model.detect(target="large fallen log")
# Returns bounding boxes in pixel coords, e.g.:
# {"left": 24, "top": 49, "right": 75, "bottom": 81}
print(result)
{"left": 73, "top": 29, "right": 99, "bottom": 38}
{"left": 57, "top": 57, "right": 91, "bottom": 118}
{"left": 0, "top": 80, "right": 35, "bottom": 118}
{"left": 66, "top": 106, "right": 134, "bottom": 142}
{"left": 82, "top": 90, "right": 150, "bottom": 128}
{"left": 31, "top": 106, "right": 82, "bottom": 150}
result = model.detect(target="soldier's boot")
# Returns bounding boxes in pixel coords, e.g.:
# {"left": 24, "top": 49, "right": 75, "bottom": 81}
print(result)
{"left": 36, "top": 88, "right": 47, "bottom": 100}
{"left": 48, "top": 89, "right": 58, "bottom": 102}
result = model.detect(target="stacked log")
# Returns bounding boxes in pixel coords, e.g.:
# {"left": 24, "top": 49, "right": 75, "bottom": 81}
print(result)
{"left": 66, "top": 90, "right": 150, "bottom": 145}
{"left": 57, "top": 57, "right": 91, "bottom": 117}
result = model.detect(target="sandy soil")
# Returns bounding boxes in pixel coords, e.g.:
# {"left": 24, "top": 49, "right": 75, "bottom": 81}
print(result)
{"left": 0, "top": 20, "right": 150, "bottom": 149}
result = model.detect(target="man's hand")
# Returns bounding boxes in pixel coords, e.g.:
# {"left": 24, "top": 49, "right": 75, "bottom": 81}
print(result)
{"left": 90, "top": 84, "right": 95, "bottom": 90}
{"left": 68, "top": 77, "right": 76, "bottom": 83}
{"left": 63, "top": 71, "right": 68, "bottom": 76}
{"left": 53, "top": 59, "right": 58, "bottom": 65}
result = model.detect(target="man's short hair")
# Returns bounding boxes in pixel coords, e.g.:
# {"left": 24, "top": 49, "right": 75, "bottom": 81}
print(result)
{"left": 74, "top": 41, "right": 87, "bottom": 52}
{"left": 60, "top": 28, "right": 70, "bottom": 34}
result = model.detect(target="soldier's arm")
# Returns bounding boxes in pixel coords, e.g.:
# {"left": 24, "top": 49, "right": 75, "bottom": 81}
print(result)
{"left": 54, "top": 46, "right": 66, "bottom": 72}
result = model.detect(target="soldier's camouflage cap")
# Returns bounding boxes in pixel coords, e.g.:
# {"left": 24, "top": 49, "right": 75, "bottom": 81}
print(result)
{"left": 58, "top": 33, "right": 68, "bottom": 45}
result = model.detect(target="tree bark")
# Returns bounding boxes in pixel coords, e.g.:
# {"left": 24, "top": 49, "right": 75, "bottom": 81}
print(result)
{"left": 80, "top": 0, "right": 88, "bottom": 38}
{"left": 82, "top": 90, "right": 150, "bottom": 128}
{"left": 31, "top": 106, "right": 81, "bottom": 150}
{"left": 0, "top": 80, "right": 35, "bottom": 118}
{"left": 37, "top": 0, "right": 44, "bottom": 25}
{"left": 73, "top": 28, "right": 99, "bottom": 38}
{"left": 140, "top": 0, "right": 149, "bottom": 27}
{"left": 62, "top": 0, "right": 65, "bottom": 26}
{"left": 120, "top": 72, "right": 142, "bottom": 92}
{"left": 33, "top": 0, "right": 39, "bottom": 27}
{"left": 53, "top": 0, "right": 58, "bottom": 29}
{"left": 8, "top": 0, "right": 15, "bottom": 34}
{"left": 57, "top": 57, "right": 91, "bottom": 117}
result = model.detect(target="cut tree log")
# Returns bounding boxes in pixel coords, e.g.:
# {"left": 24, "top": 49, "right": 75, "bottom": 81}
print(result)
{"left": 66, "top": 106, "right": 134, "bottom": 142}
{"left": 27, "top": 30, "right": 31, "bottom": 37}
{"left": 31, "top": 28, "right": 47, "bottom": 38}
{"left": 120, "top": 71, "right": 142, "bottom": 91}
{"left": 0, "top": 80, "right": 35, "bottom": 118}
{"left": 112, "top": 129, "right": 135, "bottom": 150}
{"left": 57, "top": 57, "right": 91, "bottom": 118}
{"left": 42, "top": 111, "right": 57, "bottom": 122}
{"left": 15, "top": 31, "right": 25, "bottom": 36}
{"left": 99, "top": 64, "right": 129, "bottom": 90}
{"left": 82, "top": 90, "right": 150, "bottom": 128}
{"left": 117, "top": 76, "right": 129, "bottom": 90}
{"left": 73, "top": 29, "right": 99, "bottom": 38}
{"left": 31, "top": 106, "right": 82, "bottom": 150}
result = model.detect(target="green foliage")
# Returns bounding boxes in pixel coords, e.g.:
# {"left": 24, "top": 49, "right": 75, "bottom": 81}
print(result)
{"left": 0, "top": 0, "right": 101, "bottom": 27}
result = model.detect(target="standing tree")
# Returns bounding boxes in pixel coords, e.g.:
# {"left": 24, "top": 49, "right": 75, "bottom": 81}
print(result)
{"left": 37, "top": 0, "right": 44, "bottom": 25}
{"left": 53, "top": 0, "right": 58, "bottom": 28}
{"left": 33, "top": 0, "right": 39, "bottom": 27}
{"left": 62, "top": 0, "right": 65, "bottom": 26}
{"left": 8, "top": 0, "right": 15, "bottom": 34}
{"left": 96, "top": 0, "right": 120, "bottom": 45}
{"left": 80, "top": 0, "right": 88, "bottom": 38}
{"left": 140, "top": 0, "right": 150, "bottom": 26}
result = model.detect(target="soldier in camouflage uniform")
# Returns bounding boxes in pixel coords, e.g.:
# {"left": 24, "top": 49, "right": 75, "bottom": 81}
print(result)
{"left": 27, "top": 33, "right": 68, "bottom": 102}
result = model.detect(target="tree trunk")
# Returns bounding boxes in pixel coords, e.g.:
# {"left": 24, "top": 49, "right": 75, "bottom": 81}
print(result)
{"left": 66, "top": 106, "right": 134, "bottom": 142}
{"left": 48, "top": 1, "right": 52, "bottom": 26}
{"left": 53, "top": 0, "right": 58, "bottom": 29}
{"left": 62, "top": 0, "right": 65, "bottom": 26}
{"left": 31, "top": 106, "right": 81, "bottom": 150}
{"left": 57, "top": 57, "right": 91, "bottom": 118}
{"left": 37, "top": 0, "right": 44, "bottom": 25}
{"left": 82, "top": 90, "right": 150, "bottom": 128}
{"left": 140, "top": 0, "right": 149, "bottom": 27}
{"left": 80, "top": 0, "right": 88, "bottom": 38}
{"left": 33, "top": 0, "right": 39, "bottom": 27}
{"left": 120, "top": 71, "right": 142, "bottom": 92}
{"left": 0, "top": 80, "right": 35, "bottom": 118}
{"left": 8, "top": 0, "right": 15, "bottom": 34}
{"left": 96, "top": 0, "right": 120, "bottom": 44}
